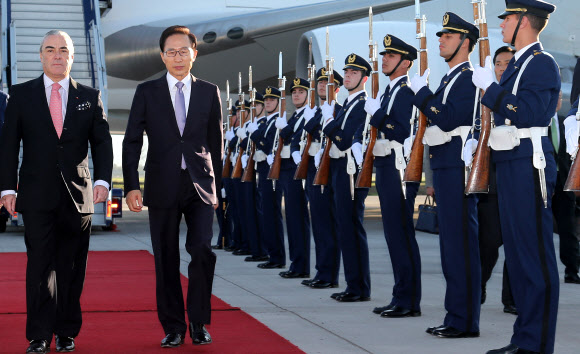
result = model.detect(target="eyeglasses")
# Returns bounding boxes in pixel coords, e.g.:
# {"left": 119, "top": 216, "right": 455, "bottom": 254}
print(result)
{"left": 164, "top": 48, "right": 192, "bottom": 57}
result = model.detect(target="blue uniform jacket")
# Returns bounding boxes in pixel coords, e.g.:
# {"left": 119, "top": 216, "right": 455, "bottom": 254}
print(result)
{"left": 413, "top": 62, "right": 477, "bottom": 169}
{"left": 482, "top": 43, "right": 560, "bottom": 162}
{"left": 567, "top": 97, "right": 578, "bottom": 116}
{"left": 324, "top": 92, "right": 367, "bottom": 152}
{"left": 250, "top": 113, "right": 279, "bottom": 155}
{"left": 291, "top": 104, "right": 344, "bottom": 154}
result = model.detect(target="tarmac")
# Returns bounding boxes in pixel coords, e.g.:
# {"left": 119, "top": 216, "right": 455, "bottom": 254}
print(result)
{"left": 1, "top": 195, "right": 578, "bottom": 353}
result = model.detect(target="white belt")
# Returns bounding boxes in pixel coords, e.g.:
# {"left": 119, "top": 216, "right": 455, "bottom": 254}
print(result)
{"left": 423, "top": 125, "right": 471, "bottom": 147}
{"left": 281, "top": 145, "right": 291, "bottom": 158}
{"left": 489, "top": 126, "right": 548, "bottom": 170}
{"left": 329, "top": 144, "right": 346, "bottom": 159}
{"left": 372, "top": 139, "right": 392, "bottom": 157}
{"left": 254, "top": 150, "right": 266, "bottom": 162}
{"left": 308, "top": 142, "right": 321, "bottom": 156}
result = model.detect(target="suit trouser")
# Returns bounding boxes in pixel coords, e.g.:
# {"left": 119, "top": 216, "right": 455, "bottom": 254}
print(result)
{"left": 375, "top": 155, "right": 421, "bottom": 311}
{"left": 496, "top": 157, "right": 559, "bottom": 354}
{"left": 478, "top": 192, "right": 515, "bottom": 307}
{"left": 278, "top": 160, "right": 311, "bottom": 274}
{"left": 148, "top": 170, "right": 217, "bottom": 334}
{"left": 22, "top": 181, "right": 91, "bottom": 342}
{"left": 305, "top": 158, "right": 340, "bottom": 284}
{"left": 240, "top": 178, "right": 267, "bottom": 257}
{"left": 432, "top": 166, "right": 481, "bottom": 333}
{"left": 552, "top": 179, "right": 580, "bottom": 275}
{"left": 256, "top": 161, "right": 285, "bottom": 265}
{"left": 330, "top": 157, "right": 370, "bottom": 297}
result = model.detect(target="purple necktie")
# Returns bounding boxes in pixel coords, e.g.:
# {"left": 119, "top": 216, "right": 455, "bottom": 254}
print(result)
{"left": 175, "top": 81, "right": 187, "bottom": 169}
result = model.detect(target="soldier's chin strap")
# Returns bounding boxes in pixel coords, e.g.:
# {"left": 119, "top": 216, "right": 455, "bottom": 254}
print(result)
{"left": 256, "top": 106, "right": 264, "bottom": 117}
{"left": 347, "top": 72, "right": 367, "bottom": 93}
{"left": 385, "top": 56, "right": 405, "bottom": 77}
{"left": 445, "top": 33, "right": 468, "bottom": 63}
{"left": 510, "top": 14, "right": 525, "bottom": 47}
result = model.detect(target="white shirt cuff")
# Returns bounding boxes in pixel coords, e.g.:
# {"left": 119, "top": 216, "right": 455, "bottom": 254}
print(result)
{"left": 1, "top": 190, "right": 16, "bottom": 198}
{"left": 94, "top": 180, "right": 110, "bottom": 191}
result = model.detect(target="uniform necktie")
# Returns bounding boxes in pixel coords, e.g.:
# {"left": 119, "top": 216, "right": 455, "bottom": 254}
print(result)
{"left": 175, "top": 81, "right": 187, "bottom": 169}
{"left": 49, "top": 83, "right": 63, "bottom": 138}
{"left": 550, "top": 116, "right": 559, "bottom": 151}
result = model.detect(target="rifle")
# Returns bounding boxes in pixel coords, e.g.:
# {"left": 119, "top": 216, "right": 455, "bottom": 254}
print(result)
{"left": 294, "top": 39, "right": 316, "bottom": 180}
{"left": 313, "top": 28, "right": 335, "bottom": 188}
{"left": 267, "top": 52, "right": 286, "bottom": 184}
{"left": 402, "top": 0, "right": 428, "bottom": 183}
{"left": 564, "top": 95, "right": 580, "bottom": 191}
{"left": 231, "top": 72, "right": 247, "bottom": 178}
{"left": 465, "top": 0, "right": 492, "bottom": 194}
{"left": 241, "top": 85, "right": 257, "bottom": 183}
{"left": 222, "top": 80, "right": 233, "bottom": 178}
{"left": 356, "top": 7, "right": 379, "bottom": 189}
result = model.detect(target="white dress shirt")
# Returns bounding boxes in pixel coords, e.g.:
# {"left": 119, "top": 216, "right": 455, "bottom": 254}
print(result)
{"left": 166, "top": 72, "right": 192, "bottom": 116}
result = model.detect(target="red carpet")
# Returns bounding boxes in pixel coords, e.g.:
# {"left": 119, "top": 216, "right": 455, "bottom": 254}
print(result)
{"left": 0, "top": 251, "right": 303, "bottom": 353}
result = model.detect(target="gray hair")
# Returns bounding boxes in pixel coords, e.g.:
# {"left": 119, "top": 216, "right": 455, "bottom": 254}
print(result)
{"left": 39, "top": 30, "right": 74, "bottom": 54}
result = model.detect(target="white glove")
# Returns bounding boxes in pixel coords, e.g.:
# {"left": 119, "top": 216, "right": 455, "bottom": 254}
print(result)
{"left": 247, "top": 122, "right": 259, "bottom": 134}
{"left": 221, "top": 188, "right": 226, "bottom": 198}
{"left": 564, "top": 115, "right": 579, "bottom": 156}
{"left": 225, "top": 128, "right": 235, "bottom": 141}
{"left": 321, "top": 100, "right": 335, "bottom": 121}
{"left": 303, "top": 105, "right": 317, "bottom": 123}
{"left": 472, "top": 56, "right": 494, "bottom": 91}
{"left": 351, "top": 142, "right": 363, "bottom": 166}
{"left": 236, "top": 127, "right": 246, "bottom": 139}
{"left": 267, "top": 154, "right": 274, "bottom": 166}
{"left": 292, "top": 151, "right": 301, "bottom": 165}
{"left": 364, "top": 96, "right": 381, "bottom": 116}
{"left": 314, "top": 149, "right": 323, "bottom": 168}
{"left": 275, "top": 112, "right": 288, "bottom": 129}
{"left": 463, "top": 138, "right": 478, "bottom": 166}
{"left": 410, "top": 68, "right": 430, "bottom": 94}
{"left": 403, "top": 137, "right": 413, "bottom": 158}
{"left": 241, "top": 154, "right": 249, "bottom": 168}
{"left": 231, "top": 153, "right": 238, "bottom": 164}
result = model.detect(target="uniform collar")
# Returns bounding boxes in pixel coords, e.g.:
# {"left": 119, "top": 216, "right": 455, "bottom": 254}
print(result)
{"left": 347, "top": 89, "right": 366, "bottom": 104}
{"left": 514, "top": 41, "right": 541, "bottom": 62}
{"left": 446, "top": 61, "right": 470, "bottom": 76}
{"left": 389, "top": 75, "right": 408, "bottom": 90}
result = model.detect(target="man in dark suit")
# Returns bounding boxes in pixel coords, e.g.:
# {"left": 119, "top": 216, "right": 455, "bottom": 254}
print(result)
{"left": 0, "top": 89, "right": 9, "bottom": 233}
{"left": 0, "top": 30, "right": 113, "bottom": 354}
{"left": 122, "top": 25, "right": 222, "bottom": 348}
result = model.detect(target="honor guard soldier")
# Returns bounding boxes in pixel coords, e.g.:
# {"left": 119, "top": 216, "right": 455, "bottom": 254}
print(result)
{"left": 410, "top": 12, "right": 481, "bottom": 338}
{"left": 248, "top": 87, "right": 286, "bottom": 269}
{"left": 223, "top": 105, "right": 242, "bottom": 251}
{"left": 472, "top": 1, "right": 560, "bottom": 353}
{"left": 230, "top": 100, "right": 251, "bottom": 256}
{"left": 238, "top": 94, "right": 269, "bottom": 262}
{"left": 270, "top": 78, "right": 312, "bottom": 278}
{"left": 318, "top": 53, "right": 372, "bottom": 302}
{"left": 291, "top": 69, "right": 343, "bottom": 288}
{"left": 354, "top": 35, "right": 422, "bottom": 318}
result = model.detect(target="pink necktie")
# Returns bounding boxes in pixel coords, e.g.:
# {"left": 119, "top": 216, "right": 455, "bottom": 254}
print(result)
{"left": 49, "top": 83, "right": 63, "bottom": 138}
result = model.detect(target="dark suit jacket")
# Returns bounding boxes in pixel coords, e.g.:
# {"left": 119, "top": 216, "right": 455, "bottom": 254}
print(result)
{"left": 0, "top": 76, "right": 113, "bottom": 213}
{"left": 122, "top": 73, "right": 223, "bottom": 207}
{"left": 0, "top": 90, "right": 8, "bottom": 138}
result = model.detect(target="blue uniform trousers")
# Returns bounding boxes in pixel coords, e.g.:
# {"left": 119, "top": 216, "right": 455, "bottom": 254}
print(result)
{"left": 214, "top": 189, "right": 230, "bottom": 248}
{"left": 222, "top": 178, "right": 240, "bottom": 249}
{"left": 278, "top": 159, "right": 311, "bottom": 274}
{"left": 432, "top": 167, "right": 480, "bottom": 332}
{"left": 231, "top": 178, "right": 249, "bottom": 251}
{"left": 496, "top": 156, "right": 559, "bottom": 354}
{"left": 306, "top": 157, "right": 340, "bottom": 284}
{"left": 256, "top": 161, "right": 285, "bottom": 265}
{"left": 240, "top": 179, "right": 267, "bottom": 257}
{"left": 375, "top": 155, "right": 421, "bottom": 311}
{"left": 329, "top": 157, "right": 370, "bottom": 297}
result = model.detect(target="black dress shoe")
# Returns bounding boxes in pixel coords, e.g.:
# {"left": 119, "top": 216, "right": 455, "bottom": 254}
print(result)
{"left": 426, "top": 324, "right": 447, "bottom": 334}
{"left": 565, "top": 272, "right": 580, "bottom": 284}
{"left": 372, "top": 304, "right": 394, "bottom": 314}
{"left": 211, "top": 244, "right": 223, "bottom": 250}
{"left": 160, "top": 333, "right": 184, "bottom": 348}
{"left": 224, "top": 246, "right": 235, "bottom": 252}
{"left": 330, "top": 291, "right": 346, "bottom": 300}
{"left": 336, "top": 292, "right": 371, "bottom": 302}
{"left": 232, "top": 249, "right": 251, "bottom": 256}
{"left": 244, "top": 255, "right": 269, "bottom": 262}
{"left": 503, "top": 304, "right": 518, "bottom": 315}
{"left": 55, "top": 335, "right": 75, "bottom": 352}
{"left": 432, "top": 326, "right": 479, "bottom": 338}
{"left": 486, "top": 343, "right": 539, "bottom": 354}
{"left": 257, "top": 261, "right": 285, "bottom": 269}
{"left": 481, "top": 286, "right": 487, "bottom": 304}
{"left": 309, "top": 280, "right": 339, "bottom": 289}
{"left": 380, "top": 306, "right": 421, "bottom": 318}
{"left": 189, "top": 323, "right": 212, "bottom": 345}
{"left": 26, "top": 340, "right": 49, "bottom": 353}
{"left": 279, "top": 271, "right": 310, "bottom": 278}
{"left": 301, "top": 278, "right": 315, "bottom": 286}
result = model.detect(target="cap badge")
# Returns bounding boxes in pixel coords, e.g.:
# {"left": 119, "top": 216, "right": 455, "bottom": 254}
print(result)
{"left": 385, "top": 35, "right": 392, "bottom": 47}
{"left": 321, "top": 68, "right": 327, "bottom": 75}
{"left": 443, "top": 13, "right": 450, "bottom": 26}
{"left": 294, "top": 78, "right": 301, "bottom": 86}
{"left": 266, "top": 87, "right": 272, "bottom": 95}
{"left": 348, "top": 54, "right": 357, "bottom": 64}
